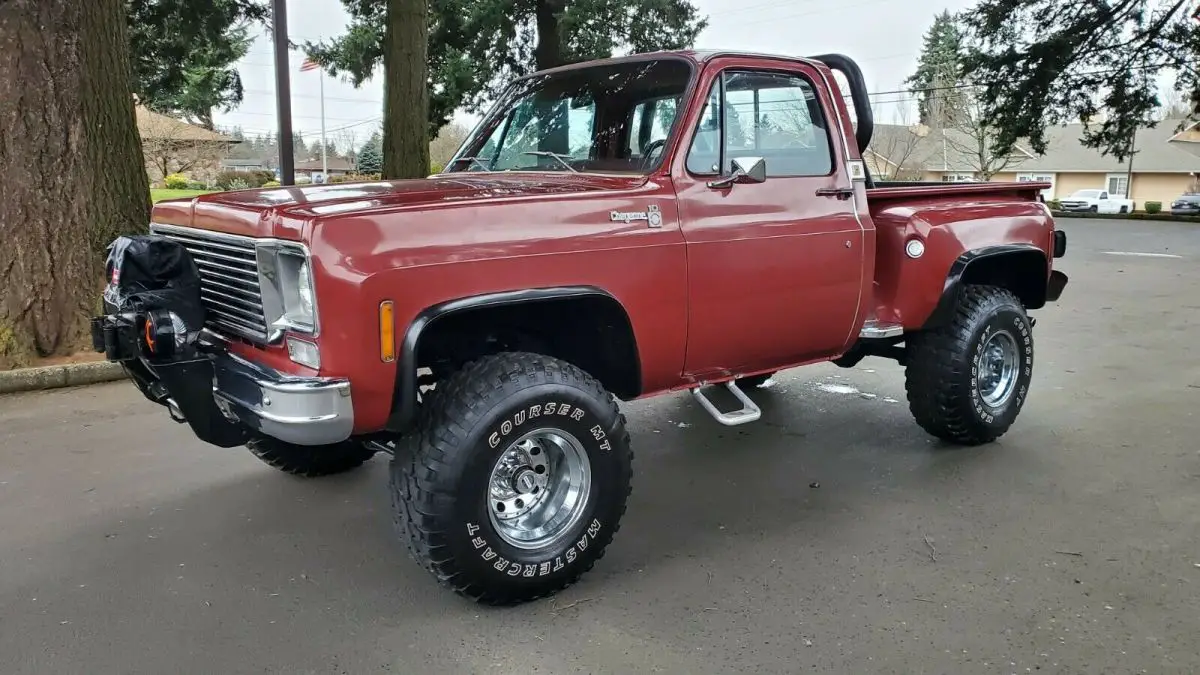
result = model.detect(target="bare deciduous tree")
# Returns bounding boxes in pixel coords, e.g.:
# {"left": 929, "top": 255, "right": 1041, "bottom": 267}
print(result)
{"left": 429, "top": 122, "right": 470, "bottom": 170}
{"left": 942, "top": 87, "right": 1027, "bottom": 180}
{"left": 139, "top": 108, "right": 233, "bottom": 181}
{"left": 868, "top": 106, "right": 926, "bottom": 180}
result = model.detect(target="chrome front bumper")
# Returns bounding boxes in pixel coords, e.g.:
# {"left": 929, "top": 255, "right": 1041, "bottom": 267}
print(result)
{"left": 211, "top": 353, "right": 354, "bottom": 446}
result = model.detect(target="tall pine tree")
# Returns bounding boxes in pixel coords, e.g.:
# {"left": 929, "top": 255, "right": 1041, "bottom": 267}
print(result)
{"left": 904, "top": 10, "right": 968, "bottom": 128}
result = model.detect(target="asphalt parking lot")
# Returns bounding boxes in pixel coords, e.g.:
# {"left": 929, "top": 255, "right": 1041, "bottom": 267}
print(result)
{"left": 2, "top": 218, "right": 1198, "bottom": 674}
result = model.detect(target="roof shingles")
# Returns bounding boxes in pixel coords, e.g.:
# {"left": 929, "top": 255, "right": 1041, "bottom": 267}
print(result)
{"left": 869, "top": 122, "right": 1200, "bottom": 174}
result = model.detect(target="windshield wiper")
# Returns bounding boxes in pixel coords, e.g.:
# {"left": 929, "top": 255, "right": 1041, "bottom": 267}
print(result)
{"left": 522, "top": 151, "right": 579, "bottom": 173}
{"left": 448, "top": 156, "right": 492, "bottom": 171}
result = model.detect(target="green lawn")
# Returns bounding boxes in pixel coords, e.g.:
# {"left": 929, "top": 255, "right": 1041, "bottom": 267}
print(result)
{"left": 150, "top": 189, "right": 214, "bottom": 203}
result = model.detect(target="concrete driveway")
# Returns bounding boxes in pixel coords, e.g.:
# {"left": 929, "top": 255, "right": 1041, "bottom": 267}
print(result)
{"left": 2, "top": 218, "right": 1198, "bottom": 674}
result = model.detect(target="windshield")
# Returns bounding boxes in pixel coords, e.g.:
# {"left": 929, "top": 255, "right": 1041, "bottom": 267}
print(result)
{"left": 446, "top": 57, "right": 693, "bottom": 175}
{"left": 1069, "top": 190, "right": 1102, "bottom": 199}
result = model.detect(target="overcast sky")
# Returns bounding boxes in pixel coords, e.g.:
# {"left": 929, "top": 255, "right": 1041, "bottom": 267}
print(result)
{"left": 212, "top": 0, "right": 978, "bottom": 145}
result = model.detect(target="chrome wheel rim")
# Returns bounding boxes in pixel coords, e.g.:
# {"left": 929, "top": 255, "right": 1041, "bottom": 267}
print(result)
{"left": 977, "top": 330, "right": 1019, "bottom": 407}
{"left": 487, "top": 427, "right": 592, "bottom": 550}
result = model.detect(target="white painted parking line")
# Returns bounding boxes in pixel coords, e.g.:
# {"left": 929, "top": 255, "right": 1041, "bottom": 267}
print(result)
{"left": 1103, "top": 251, "right": 1183, "bottom": 259}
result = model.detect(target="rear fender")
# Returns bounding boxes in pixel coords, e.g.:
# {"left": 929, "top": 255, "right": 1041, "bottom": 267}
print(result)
{"left": 923, "top": 244, "right": 1050, "bottom": 329}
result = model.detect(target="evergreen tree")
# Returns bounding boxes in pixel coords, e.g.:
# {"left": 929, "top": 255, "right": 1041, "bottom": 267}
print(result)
{"left": 126, "top": 0, "right": 268, "bottom": 129}
{"left": 904, "top": 10, "right": 968, "bottom": 128}
{"left": 302, "top": 0, "right": 707, "bottom": 152}
{"left": 960, "top": 0, "right": 1199, "bottom": 160}
{"left": 357, "top": 132, "right": 384, "bottom": 174}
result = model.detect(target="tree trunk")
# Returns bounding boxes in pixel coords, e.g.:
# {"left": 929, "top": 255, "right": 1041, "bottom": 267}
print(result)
{"left": 0, "top": 0, "right": 151, "bottom": 369}
{"left": 382, "top": 0, "right": 430, "bottom": 180}
{"left": 534, "top": 0, "right": 566, "bottom": 71}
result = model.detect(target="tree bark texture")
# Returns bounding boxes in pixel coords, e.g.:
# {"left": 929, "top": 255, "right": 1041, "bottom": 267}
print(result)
{"left": 382, "top": 0, "right": 430, "bottom": 179}
{"left": 0, "top": 0, "right": 151, "bottom": 368}
{"left": 534, "top": 0, "right": 566, "bottom": 71}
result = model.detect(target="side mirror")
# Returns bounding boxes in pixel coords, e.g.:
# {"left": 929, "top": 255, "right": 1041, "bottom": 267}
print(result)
{"left": 707, "top": 156, "right": 767, "bottom": 189}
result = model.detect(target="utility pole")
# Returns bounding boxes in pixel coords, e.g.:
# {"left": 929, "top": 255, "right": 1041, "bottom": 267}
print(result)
{"left": 1125, "top": 126, "right": 1136, "bottom": 207}
{"left": 272, "top": 0, "right": 295, "bottom": 186}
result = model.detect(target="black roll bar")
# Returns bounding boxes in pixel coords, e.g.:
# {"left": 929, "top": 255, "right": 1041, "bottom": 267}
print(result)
{"left": 810, "top": 53, "right": 875, "bottom": 156}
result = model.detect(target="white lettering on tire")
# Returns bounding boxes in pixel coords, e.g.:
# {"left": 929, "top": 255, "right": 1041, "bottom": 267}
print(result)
{"left": 466, "top": 518, "right": 604, "bottom": 576}
{"left": 474, "top": 399, "right": 610, "bottom": 576}
{"left": 970, "top": 313, "right": 1033, "bottom": 420}
{"left": 489, "top": 399, "right": 591, "bottom": 448}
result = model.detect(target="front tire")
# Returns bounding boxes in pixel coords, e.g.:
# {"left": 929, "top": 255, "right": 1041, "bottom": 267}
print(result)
{"left": 905, "top": 285, "right": 1034, "bottom": 445}
{"left": 246, "top": 437, "right": 378, "bottom": 477}
{"left": 391, "top": 352, "right": 633, "bottom": 605}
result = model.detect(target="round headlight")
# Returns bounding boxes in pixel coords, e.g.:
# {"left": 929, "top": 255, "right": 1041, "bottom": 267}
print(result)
{"left": 905, "top": 238, "right": 926, "bottom": 259}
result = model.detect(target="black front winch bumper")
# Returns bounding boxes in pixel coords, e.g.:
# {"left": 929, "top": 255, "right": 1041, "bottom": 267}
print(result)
{"left": 92, "top": 311, "right": 250, "bottom": 448}
{"left": 91, "top": 313, "right": 354, "bottom": 448}
{"left": 92, "top": 233, "right": 353, "bottom": 449}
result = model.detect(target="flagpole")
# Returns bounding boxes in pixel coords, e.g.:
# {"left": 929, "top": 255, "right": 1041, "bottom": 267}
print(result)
{"left": 319, "top": 70, "right": 328, "bottom": 180}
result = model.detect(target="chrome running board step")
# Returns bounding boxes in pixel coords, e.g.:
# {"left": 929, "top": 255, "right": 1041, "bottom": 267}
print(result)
{"left": 690, "top": 381, "right": 762, "bottom": 426}
{"left": 859, "top": 319, "right": 904, "bottom": 339}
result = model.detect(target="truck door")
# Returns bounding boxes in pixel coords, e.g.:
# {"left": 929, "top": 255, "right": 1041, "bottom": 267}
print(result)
{"left": 674, "top": 59, "right": 865, "bottom": 377}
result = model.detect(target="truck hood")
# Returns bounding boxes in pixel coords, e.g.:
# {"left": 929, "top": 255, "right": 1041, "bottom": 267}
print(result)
{"left": 153, "top": 173, "right": 648, "bottom": 239}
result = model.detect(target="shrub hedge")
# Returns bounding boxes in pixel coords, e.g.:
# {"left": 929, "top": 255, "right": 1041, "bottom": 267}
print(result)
{"left": 1051, "top": 209, "right": 1200, "bottom": 223}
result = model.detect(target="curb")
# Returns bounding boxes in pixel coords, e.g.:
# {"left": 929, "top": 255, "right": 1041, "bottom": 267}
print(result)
{"left": 0, "top": 361, "right": 126, "bottom": 396}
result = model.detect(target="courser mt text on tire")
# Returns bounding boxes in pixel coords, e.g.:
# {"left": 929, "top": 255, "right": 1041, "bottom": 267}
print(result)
{"left": 905, "top": 284, "right": 1034, "bottom": 446}
{"left": 390, "top": 351, "right": 633, "bottom": 605}
{"left": 246, "top": 438, "right": 378, "bottom": 477}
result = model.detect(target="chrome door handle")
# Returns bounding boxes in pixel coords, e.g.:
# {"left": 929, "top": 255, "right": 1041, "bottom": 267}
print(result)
{"left": 815, "top": 187, "right": 854, "bottom": 200}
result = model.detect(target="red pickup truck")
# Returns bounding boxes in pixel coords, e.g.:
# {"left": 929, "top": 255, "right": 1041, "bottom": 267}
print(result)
{"left": 94, "top": 49, "right": 1068, "bottom": 605}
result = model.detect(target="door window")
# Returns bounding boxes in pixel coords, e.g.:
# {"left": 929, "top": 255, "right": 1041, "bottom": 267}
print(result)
{"left": 685, "top": 69, "right": 834, "bottom": 178}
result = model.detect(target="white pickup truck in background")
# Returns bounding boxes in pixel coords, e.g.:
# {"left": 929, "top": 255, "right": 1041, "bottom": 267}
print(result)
{"left": 1058, "top": 189, "right": 1135, "bottom": 214}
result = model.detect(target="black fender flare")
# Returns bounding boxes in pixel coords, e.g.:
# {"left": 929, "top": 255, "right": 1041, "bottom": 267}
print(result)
{"left": 388, "top": 286, "right": 637, "bottom": 432}
{"left": 923, "top": 244, "right": 1049, "bottom": 329}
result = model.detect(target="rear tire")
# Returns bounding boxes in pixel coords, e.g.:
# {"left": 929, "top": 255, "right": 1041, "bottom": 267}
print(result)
{"left": 247, "top": 437, "right": 378, "bottom": 477}
{"left": 390, "top": 352, "right": 633, "bottom": 605}
{"left": 904, "top": 285, "right": 1034, "bottom": 445}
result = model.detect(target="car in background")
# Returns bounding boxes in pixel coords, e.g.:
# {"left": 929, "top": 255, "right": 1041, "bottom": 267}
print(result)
{"left": 1170, "top": 193, "right": 1200, "bottom": 215}
{"left": 1058, "top": 189, "right": 1135, "bottom": 214}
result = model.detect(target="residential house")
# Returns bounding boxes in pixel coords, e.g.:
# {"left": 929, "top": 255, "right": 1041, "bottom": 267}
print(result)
{"left": 220, "top": 158, "right": 269, "bottom": 173}
{"left": 294, "top": 157, "right": 356, "bottom": 183}
{"left": 866, "top": 121, "right": 1200, "bottom": 209}
{"left": 136, "top": 105, "right": 239, "bottom": 183}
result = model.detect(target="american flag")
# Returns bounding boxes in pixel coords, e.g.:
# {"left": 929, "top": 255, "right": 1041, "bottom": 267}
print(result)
{"left": 300, "top": 57, "right": 320, "bottom": 72}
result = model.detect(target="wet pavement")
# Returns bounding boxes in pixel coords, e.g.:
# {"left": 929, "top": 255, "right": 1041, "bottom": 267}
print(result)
{"left": 1, "top": 218, "right": 1198, "bottom": 674}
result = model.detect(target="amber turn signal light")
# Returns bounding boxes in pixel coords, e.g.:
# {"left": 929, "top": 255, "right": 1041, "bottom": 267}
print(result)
{"left": 379, "top": 300, "right": 395, "bottom": 362}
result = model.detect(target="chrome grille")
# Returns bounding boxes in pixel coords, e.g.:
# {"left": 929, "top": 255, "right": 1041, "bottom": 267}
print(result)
{"left": 150, "top": 224, "right": 270, "bottom": 342}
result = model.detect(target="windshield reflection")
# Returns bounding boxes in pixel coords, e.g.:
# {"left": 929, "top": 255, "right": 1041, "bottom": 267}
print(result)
{"left": 446, "top": 58, "right": 694, "bottom": 176}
